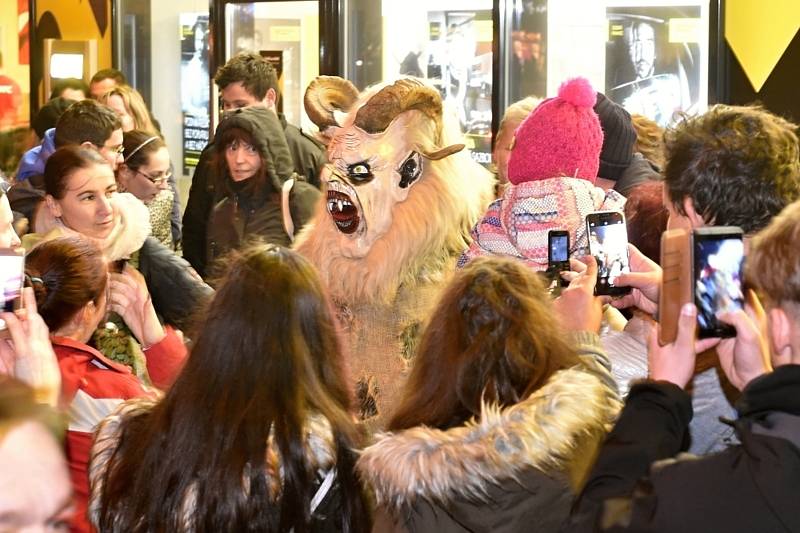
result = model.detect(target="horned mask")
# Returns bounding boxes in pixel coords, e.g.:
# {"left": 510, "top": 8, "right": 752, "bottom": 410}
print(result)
{"left": 304, "top": 76, "right": 464, "bottom": 258}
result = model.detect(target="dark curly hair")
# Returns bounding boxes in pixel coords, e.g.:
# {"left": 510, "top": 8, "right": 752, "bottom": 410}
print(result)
{"left": 213, "top": 52, "right": 279, "bottom": 100}
{"left": 663, "top": 104, "right": 800, "bottom": 235}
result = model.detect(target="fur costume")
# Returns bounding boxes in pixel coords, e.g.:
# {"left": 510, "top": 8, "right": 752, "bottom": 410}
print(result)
{"left": 295, "top": 77, "right": 495, "bottom": 423}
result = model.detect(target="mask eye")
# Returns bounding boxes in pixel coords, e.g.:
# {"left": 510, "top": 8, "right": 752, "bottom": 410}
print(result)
{"left": 398, "top": 152, "right": 422, "bottom": 189}
{"left": 347, "top": 162, "right": 373, "bottom": 185}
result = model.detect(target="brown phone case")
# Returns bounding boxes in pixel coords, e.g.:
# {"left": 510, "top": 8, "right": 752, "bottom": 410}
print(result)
{"left": 659, "top": 229, "right": 692, "bottom": 345}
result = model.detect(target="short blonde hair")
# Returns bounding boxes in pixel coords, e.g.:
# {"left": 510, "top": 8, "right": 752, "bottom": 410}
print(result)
{"left": 746, "top": 199, "right": 800, "bottom": 311}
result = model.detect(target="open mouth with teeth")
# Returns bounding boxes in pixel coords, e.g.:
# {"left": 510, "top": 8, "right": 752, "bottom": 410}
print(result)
{"left": 327, "top": 188, "right": 361, "bottom": 234}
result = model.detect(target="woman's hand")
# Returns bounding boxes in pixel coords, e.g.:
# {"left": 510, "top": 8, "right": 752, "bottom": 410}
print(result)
{"left": 553, "top": 256, "right": 604, "bottom": 334}
{"left": 109, "top": 265, "right": 165, "bottom": 350}
{"left": 609, "top": 243, "right": 661, "bottom": 316}
{"left": 0, "top": 288, "right": 61, "bottom": 406}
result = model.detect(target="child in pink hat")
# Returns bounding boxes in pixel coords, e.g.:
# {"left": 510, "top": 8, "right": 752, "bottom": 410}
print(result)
{"left": 459, "top": 77, "right": 626, "bottom": 270}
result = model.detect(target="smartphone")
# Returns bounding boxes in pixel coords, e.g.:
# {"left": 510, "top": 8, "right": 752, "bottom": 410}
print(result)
{"left": 693, "top": 227, "right": 744, "bottom": 339}
{"left": 586, "top": 211, "right": 631, "bottom": 296}
{"left": 0, "top": 249, "right": 25, "bottom": 333}
{"left": 659, "top": 229, "right": 692, "bottom": 344}
{"left": 548, "top": 230, "right": 570, "bottom": 287}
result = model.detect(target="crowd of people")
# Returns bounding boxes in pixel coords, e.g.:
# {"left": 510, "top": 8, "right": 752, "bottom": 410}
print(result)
{"left": 1, "top": 53, "right": 799, "bottom": 533}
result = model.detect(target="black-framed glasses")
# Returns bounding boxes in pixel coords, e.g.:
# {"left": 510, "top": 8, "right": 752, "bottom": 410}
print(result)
{"left": 135, "top": 169, "right": 172, "bottom": 185}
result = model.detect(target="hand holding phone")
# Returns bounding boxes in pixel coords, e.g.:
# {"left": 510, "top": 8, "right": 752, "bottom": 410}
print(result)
{"left": 548, "top": 229, "right": 570, "bottom": 288}
{"left": 658, "top": 226, "right": 745, "bottom": 343}
{"left": 586, "top": 211, "right": 631, "bottom": 296}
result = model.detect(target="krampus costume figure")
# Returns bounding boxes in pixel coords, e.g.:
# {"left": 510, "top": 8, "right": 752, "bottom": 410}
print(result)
{"left": 295, "top": 77, "right": 494, "bottom": 423}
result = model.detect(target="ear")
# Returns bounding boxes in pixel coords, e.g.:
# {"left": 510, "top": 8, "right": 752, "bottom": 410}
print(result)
{"left": 682, "top": 197, "right": 706, "bottom": 228}
{"left": 263, "top": 88, "right": 277, "bottom": 111}
{"left": 44, "top": 194, "right": 62, "bottom": 219}
{"left": 768, "top": 307, "right": 795, "bottom": 367}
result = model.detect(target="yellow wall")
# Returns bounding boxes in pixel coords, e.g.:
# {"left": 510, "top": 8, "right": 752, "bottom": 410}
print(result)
{"left": 34, "top": 0, "right": 113, "bottom": 101}
{"left": 0, "top": 0, "right": 30, "bottom": 127}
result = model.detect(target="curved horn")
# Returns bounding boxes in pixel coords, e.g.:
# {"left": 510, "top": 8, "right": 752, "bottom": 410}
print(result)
{"left": 354, "top": 79, "right": 442, "bottom": 134}
{"left": 303, "top": 76, "right": 359, "bottom": 130}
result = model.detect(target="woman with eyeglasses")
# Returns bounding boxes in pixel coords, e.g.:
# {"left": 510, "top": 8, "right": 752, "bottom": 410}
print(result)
{"left": 119, "top": 130, "right": 176, "bottom": 249}
{"left": 22, "top": 146, "right": 211, "bottom": 378}
{"left": 99, "top": 86, "right": 183, "bottom": 248}
{"left": 198, "top": 106, "right": 319, "bottom": 279}
{"left": 24, "top": 236, "right": 187, "bottom": 533}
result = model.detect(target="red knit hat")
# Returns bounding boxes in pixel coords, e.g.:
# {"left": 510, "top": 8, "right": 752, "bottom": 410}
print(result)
{"left": 507, "top": 77, "right": 603, "bottom": 185}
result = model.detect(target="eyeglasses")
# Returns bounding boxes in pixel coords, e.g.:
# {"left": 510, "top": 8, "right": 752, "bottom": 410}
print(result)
{"left": 104, "top": 144, "right": 125, "bottom": 156}
{"left": 135, "top": 169, "right": 172, "bottom": 185}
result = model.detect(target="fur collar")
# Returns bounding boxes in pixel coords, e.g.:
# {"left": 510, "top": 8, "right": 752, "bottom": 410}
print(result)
{"left": 31, "top": 192, "right": 151, "bottom": 261}
{"left": 356, "top": 365, "right": 620, "bottom": 508}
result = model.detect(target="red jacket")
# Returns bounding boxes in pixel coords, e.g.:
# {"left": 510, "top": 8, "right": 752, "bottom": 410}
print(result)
{"left": 55, "top": 328, "right": 186, "bottom": 533}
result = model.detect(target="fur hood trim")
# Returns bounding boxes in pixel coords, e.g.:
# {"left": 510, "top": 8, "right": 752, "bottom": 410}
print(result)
{"left": 357, "top": 364, "right": 619, "bottom": 508}
{"left": 30, "top": 192, "right": 151, "bottom": 261}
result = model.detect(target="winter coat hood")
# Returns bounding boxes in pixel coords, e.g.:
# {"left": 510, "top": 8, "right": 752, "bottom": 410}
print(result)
{"left": 214, "top": 106, "right": 295, "bottom": 191}
{"left": 16, "top": 128, "right": 57, "bottom": 182}
{"left": 357, "top": 363, "right": 620, "bottom": 511}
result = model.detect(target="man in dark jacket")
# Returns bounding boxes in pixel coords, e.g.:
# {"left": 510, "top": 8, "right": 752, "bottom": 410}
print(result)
{"left": 565, "top": 198, "right": 800, "bottom": 532}
{"left": 182, "top": 52, "right": 325, "bottom": 275}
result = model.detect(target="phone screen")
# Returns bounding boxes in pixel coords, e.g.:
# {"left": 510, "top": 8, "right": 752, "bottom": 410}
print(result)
{"left": 549, "top": 234, "right": 569, "bottom": 263}
{"left": 694, "top": 235, "right": 744, "bottom": 337}
{"left": 588, "top": 214, "right": 631, "bottom": 295}
{"left": 0, "top": 253, "right": 24, "bottom": 329}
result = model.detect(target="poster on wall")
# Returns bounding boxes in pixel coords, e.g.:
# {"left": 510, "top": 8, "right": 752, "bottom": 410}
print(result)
{"left": 425, "top": 10, "right": 493, "bottom": 167}
{"left": 180, "top": 13, "right": 210, "bottom": 172}
{"left": 605, "top": 2, "right": 708, "bottom": 126}
{"left": 509, "top": 0, "right": 548, "bottom": 102}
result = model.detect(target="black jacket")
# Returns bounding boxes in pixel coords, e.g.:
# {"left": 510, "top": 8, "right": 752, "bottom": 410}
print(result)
{"left": 138, "top": 236, "right": 213, "bottom": 331}
{"left": 565, "top": 365, "right": 800, "bottom": 533}
{"left": 182, "top": 111, "right": 324, "bottom": 277}
{"left": 612, "top": 152, "right": 660, "bottom": 197}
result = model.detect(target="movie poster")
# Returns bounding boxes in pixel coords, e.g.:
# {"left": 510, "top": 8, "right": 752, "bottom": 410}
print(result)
{"left": 605, "top": 3, "right": 707, "bottom": 126}
{"left": 180, "top": 13, "right": 210, "bottom": 172}
{"left": 509, "top": 0, "right": 547, "bottom": 102}
{"left": 426, "top": 10, "right": 493, "bottom": 167}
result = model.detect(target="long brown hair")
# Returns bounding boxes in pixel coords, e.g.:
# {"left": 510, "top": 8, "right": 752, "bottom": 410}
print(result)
{"left": 95, "top": 244, "right": 369, "bottom": 532}
{"left": 388, "top": 256, "right": 580, "bottom": 431}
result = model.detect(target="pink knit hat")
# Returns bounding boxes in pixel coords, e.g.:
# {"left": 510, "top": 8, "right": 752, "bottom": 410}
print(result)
{"left": 507, "top": 77, "right": 603, "bottom": 185}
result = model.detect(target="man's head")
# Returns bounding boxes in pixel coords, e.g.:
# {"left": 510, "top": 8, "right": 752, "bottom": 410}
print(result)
{"left": 747, "top": 200, "right": 800, "bottom": 367}
{"left": 54, "top": 99, "right": 124, "bottom": 170}
{"left": 214, "top": 52, "right": 279, "bottom": 113}
{"left": 49, "top": 78, "right": 89, "bottom": 101}
{"left": 89, "top": 68, "right": 127, "bottom": 100}
{"left": 663, "top": 105, "right": 800, "bottom": 234}
{"left": 627, "top": 21, "right": 656, "bottom": 80}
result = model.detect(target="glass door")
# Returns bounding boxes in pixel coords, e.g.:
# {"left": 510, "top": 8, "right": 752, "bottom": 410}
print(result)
{"left": 342, "top": 0, "right": 495, "bottom": 168}
{"left": 220, "top": 1, "right": 320, "bottom": 132}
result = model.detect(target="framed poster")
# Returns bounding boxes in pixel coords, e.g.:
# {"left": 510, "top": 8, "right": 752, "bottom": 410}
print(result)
{"left": 545, "top": 0, "right": 709, "bottom": 126}
{"left": 606, "top": 1, "right": 708, "bottom": 126}
{"left": 180, "top": 13, "right": 211, "bottom": 171}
